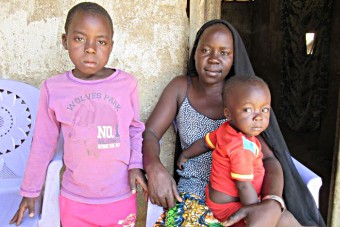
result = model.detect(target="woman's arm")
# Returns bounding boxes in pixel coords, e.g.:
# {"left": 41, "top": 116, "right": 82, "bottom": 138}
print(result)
{"left": 143, "top": 76, "right": 187, "bottom": 208}
{"left": 224, "top": 135, "right": 283, "bottom": 227}
{"left": 258, "top": 135, "right": 284, "bottom": 198}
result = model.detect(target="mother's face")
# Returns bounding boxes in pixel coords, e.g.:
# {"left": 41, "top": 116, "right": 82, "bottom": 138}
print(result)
{"left": 194, "top": 24, "right": 234, "bottom": 84}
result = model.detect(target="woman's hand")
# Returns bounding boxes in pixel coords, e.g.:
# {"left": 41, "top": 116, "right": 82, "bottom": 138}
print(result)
{"left": 9, "top": 197, "right": 36, "bottom": 226}
{"left": 146, "top": 162, "right": 182, "bottom": 208}
{"left": 223, "top": 199, "right": 282, "bottom": 227}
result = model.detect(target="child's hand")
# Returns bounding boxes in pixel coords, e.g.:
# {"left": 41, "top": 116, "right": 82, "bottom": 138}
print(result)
{"left": 177, "top": 152, "right": 188, "bottom": 170}
{"left": 128, "top": 168, "right": 148, "bottom": 201}
{"left": 9, "top": 197, "right": 35, "bottom": 225}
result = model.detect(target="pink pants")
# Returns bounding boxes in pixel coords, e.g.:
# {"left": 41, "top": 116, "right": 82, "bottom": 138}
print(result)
{"left": 59, "top": 194, "right": 137, "bottom": 227}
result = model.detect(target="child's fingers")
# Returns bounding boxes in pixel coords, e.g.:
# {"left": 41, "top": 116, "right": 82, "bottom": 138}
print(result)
{"left": 129, "top": 176, "right": 137, "bottom": 194}
{"left": 27, "top": 198, "right": 35, "bottom": 218}
{"left": 136, "top": 176, "right": 148, "bottom": 192}
{"left": 9, "top": 210, "right": 20, "bottom": 224}
{"left": 143, "top": 190, "right": 148, "bottom": 201}
{"left": 16, "top": 207, "right": 26, "bottom": 225}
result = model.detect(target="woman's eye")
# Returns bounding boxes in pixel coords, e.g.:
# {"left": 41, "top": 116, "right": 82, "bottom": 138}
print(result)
{"left": 201, "top": 48, "right": 210, "bottom": 54}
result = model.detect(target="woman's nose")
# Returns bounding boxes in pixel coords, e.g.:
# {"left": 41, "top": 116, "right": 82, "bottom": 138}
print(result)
{"left": 208, "top": 50, "right": 220, "bottom": 63}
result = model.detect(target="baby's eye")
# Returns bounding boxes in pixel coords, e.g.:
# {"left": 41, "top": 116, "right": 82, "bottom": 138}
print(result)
{"left": 244, "top": 108, "right": 252, "bottom": 113}
{"left": 98, "top": 40, "right": 107, "bottom": 45}
{"left": 262, "top": 107, "right": 270, "bottom": 113}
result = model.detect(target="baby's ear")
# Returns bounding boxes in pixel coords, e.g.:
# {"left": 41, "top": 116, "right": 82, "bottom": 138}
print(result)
{"left": 224, "top": 108, "right": 231, "bottom": 121}
{"left": 61, "top": 34, "right": 68, "bottom": 50}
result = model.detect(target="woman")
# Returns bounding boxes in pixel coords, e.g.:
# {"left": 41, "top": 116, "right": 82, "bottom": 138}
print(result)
{"left": 143, "top": 19, "right": 324, "bottom": 226}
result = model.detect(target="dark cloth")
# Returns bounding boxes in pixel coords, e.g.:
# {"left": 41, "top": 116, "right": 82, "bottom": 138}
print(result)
{"left": 177, "top": 19, "right": 326, "bottom": 227}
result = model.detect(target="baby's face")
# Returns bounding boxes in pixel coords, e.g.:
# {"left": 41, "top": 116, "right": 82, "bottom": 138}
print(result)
{"left": 62, "top": 11, "right": 113, "bottom": 79}
{"left": 225, "top": 83, "right": 271, "bottom": 137}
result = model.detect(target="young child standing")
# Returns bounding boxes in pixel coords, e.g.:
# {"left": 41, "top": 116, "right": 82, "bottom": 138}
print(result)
{"left": 177, "top": 75, "right": 270, "bottom": 226}
{"left": 10, "top": 2, "right": 147, "bottom": 226}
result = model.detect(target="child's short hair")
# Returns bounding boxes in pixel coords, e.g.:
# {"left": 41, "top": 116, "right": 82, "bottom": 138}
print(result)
{"left": 64, "top": 2, "right": 113, "bottom": 36}
{"left": 223, "top": 75, "right": 270, "bottom": 108}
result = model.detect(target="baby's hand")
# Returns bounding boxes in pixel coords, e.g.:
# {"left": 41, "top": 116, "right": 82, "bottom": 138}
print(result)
{"left": 177, "top": 152, "right": 188, "bottom": 170}
{"left": 128, "top": 168, "right": 148, "bottom": 201}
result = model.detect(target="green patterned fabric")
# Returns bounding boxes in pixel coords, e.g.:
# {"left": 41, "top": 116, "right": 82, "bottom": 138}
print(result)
{"left": 154, "top": 193, "right": 223, "bottom": 227}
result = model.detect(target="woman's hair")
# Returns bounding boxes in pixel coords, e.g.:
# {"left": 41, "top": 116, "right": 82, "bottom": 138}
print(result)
{"left": 187, "top": 19, "right": 234, "bottom": 78}
{"left": 64, "top": 2, "right": 113, "bottom": 36}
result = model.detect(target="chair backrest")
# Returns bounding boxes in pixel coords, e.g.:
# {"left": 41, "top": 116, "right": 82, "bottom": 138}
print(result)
{"left": 0, "top": 79, "right": 40, "bottom": 179}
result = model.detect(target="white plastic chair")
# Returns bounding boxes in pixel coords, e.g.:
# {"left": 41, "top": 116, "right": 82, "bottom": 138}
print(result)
{"left": 0, "top": 79, "right": 63, "bottom": 227}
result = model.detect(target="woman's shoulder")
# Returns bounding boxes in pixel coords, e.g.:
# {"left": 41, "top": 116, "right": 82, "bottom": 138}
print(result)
{"left": 165, "top": 75, "right": 189, "bottom": 101}
{"left": 169, "top": 75, "right": 187, "bottom": 85}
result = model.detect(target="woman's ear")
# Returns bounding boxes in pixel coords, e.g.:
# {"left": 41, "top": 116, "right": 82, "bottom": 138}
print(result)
{"left": 62, "top": 33, "right": 68, "bottom": 50}
{"left": 224, "top": 108, "right": 231, "bottom": 121}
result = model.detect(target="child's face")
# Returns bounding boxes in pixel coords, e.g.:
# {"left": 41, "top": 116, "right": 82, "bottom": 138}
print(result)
{"left": 62, "top": 12, "right": 113, "bottom": 79}
{"left": 224, "top": 84, "right": 271, "bottom": 137}
{"left": 194, "top": 24, "right": 234, "bottom": 84}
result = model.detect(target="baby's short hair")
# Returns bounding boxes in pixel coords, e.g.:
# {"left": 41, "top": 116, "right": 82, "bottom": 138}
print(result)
{"left": 64, "top": 2, "right": 113, "bottom": 36}
{"left": 223, "top": 75, "right": 269, "bottom": 107}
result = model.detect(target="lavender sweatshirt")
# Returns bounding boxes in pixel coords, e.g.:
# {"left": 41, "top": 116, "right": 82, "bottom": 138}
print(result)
{"left": 20, "top": 69, "right": 145, "bottom": 204}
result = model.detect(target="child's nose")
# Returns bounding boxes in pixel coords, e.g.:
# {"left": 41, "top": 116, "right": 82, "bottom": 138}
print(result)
{"left": 85, "top": 41, "right": 96, "bottom": 54}
{"left": 253, "top": 113, "right": 262, "bottom": 121}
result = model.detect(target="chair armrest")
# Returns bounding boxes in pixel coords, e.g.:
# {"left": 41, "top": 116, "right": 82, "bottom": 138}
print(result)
{"left": 146, "top": 199, "right": 164, "bottom": 227}
{"left": 39, "top": 138, "right": 63, "bottom": 227}
{"left": 292, "top": 157, "right": 322, "bottom": 208}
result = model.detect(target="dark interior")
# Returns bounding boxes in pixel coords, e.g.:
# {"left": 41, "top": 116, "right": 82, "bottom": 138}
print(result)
{"left": 221, "top": 0, "right": 339, "bottom": 224}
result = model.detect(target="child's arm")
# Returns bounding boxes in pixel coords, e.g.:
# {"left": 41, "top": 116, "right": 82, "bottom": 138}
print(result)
{"left": 177, "top": 138, "right": 210, "bottom": 169}
{"left": 128, "top": 80, "right": 145, "bottom": 170}
{"left": 11, "top": 81, "right": 60, "bottom": 225}
{"left": 235, "top": 181, "right": 259, "bottom": 205}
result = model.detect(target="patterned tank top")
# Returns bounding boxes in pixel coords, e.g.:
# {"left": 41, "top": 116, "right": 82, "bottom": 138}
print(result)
{"left": 176, "top": 78, "right": 226, "bottom": 199}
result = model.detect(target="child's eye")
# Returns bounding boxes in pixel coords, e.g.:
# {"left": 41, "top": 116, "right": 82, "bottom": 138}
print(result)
{"left": 244, "top": 108, "right": 252, "bottom": 113}
{"left": 98, "top": 40, "right": 107, "bottom": 45}
{"left": 262, "top": 107, "right": 270, "bottom": 113}
{"left": 221, "top": 50, "right": 230, "bottom": 56}
{"left": 75, "top": 37, "right": 85, "bottom": 42}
